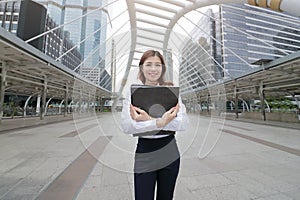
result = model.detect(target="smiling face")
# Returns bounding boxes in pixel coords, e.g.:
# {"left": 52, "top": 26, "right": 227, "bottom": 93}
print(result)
{"left": 141, "top": 56, "right": 163, "bottom": 85}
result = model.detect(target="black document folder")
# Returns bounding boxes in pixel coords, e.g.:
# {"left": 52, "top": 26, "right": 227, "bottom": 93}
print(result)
{"left": 131, "top": 85, "right": 179, "bottom": 118}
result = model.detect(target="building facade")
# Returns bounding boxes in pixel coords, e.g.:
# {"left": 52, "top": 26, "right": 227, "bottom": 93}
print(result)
{"left": 221, "top": 4, "right": 300, "bottom": 78}
{"left": 36, "top": 0, "right": 110, "bottom": 90}
{"left": 0, "top": 0, "right": 81, "bottom": 70}
{"left": 179, "top": 4, "right": 300, "bottom": 93}
{"left": 179, "top": 8, "right": 219, "bottom": 94}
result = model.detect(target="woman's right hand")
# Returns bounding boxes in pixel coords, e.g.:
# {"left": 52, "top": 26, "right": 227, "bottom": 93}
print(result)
{"left": 156, "top": 104, "right": 179, "bottom": 128}
{"left": 130, "top": 105, "right": 151, "bottom": 121}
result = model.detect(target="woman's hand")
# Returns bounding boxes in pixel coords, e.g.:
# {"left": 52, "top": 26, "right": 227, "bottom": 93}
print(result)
{"left": 130, "top": 105, "right": 151, "bottom": 121}
{"left": 156, "top": 104, "right": 179, "bottom": 128}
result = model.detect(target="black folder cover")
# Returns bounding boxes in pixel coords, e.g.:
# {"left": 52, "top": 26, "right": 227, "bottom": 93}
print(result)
{"left": 131, "top": 84, "right": 179, "bottom": 118}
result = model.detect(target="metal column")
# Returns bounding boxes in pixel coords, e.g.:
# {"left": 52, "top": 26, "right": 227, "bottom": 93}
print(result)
{"left": 234, "top": 85, "right": 239, "bottom": 118}
{"left": 259, "top": 82, "right": 266, "bottom": 121}
{"left": 206, "top": 94, "right": 210, "bottom": 113}
{"left": 64, "top": 84, "right": 68, "bottom": 117}
{"left": 40, "top": 78, "right": 47, "bottom": 120}
{"left": 0, "top": 63, "right": 7, "bottom": 124}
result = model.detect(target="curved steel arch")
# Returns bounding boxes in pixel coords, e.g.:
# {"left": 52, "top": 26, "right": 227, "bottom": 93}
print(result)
{"left": 120, "top": 0, "right": 299, "bottom": 95}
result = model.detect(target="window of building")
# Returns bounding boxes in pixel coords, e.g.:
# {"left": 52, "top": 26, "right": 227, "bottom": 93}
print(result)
{"left": 4, "top": 22, "right": 10, "bottom": 29}
{"left": 13, "top": 14, "right": 18, "bottom": 21}
{"left": 6, "top": 14, "right": 11, "bottom": 21}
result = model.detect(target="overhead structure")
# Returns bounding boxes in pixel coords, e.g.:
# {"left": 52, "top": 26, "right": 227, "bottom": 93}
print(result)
{"left": 120, "top": 0, "right": 300, "bottom": 95}
{"left": 0, "top": 27, "right": 111, "bottom": 121}
{"left": 192, "top": 51, "right": 300, "bottom": 99}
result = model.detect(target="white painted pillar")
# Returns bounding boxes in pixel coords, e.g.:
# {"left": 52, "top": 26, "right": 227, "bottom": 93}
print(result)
{"left": 36, "top": 95, "right": 41, "bottom": 115}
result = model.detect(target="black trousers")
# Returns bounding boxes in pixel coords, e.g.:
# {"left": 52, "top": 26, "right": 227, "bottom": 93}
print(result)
{"left": 134, "top": 134, "right": 180, "bottom": 200}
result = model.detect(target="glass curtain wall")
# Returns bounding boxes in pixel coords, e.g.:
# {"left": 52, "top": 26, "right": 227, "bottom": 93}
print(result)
{"left": 220, "top": 4, "right": 300, "bottom": 77}
{"left": 180, "top": 3, "right": 300, "bottom": 94}
{"left": 36, "top": 0, "right": 109, "bottom": 90}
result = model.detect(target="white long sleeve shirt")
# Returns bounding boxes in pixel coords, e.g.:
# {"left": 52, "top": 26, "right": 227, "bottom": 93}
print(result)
{"left": 121, "top": 90, "right": 189, "bottom": 139}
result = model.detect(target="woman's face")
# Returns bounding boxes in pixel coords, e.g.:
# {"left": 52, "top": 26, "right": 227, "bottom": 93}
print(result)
{"left": 142, "top": 56, "right": 163, "bottom": 85}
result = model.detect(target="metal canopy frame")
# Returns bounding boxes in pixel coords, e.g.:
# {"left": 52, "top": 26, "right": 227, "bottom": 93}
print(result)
{"left": 121, "top": 0, "right": 300, "bottom": 102}
{"left": 189, "top": 51, "right": 300, "bottom": 100}
{"left": 0, "top": 27, "right": 111, "bottom": 101}
{"left": 120, "top": 0, "right": 299, "bottom": 94}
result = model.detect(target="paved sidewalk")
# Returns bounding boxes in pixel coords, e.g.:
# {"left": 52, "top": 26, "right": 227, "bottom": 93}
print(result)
{"left": 0, "top": 113, "right": 100, "bottom": 133}
{"left": 0, "top": 113, "right": 300, "bottom": 200}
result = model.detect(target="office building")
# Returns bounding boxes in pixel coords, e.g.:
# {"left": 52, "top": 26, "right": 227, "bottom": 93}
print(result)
{"left": 221, "top": 4, "right": 300, "bottom": 77}
{"left": 179, "top": 8, "right": 219, "bottom": 94}
{"left": 0, "top": 0, "right": 82, "bottom": 70}
{"left": 179, "top": 4, "right": 300, "bottom": 93}
{"left": 36, "top": 0, "right": 111, "bottom": 90}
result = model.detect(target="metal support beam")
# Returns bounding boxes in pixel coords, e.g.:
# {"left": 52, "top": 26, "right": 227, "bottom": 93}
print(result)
{"left": 64, "top": 84, "right": 68, "bottom": 117}
{"left": 88, "top": 92, "right": 91, "bottom": 113}
{"left": 40, "top": 78, "right": 48, "bottom": 120}
{"left": 234, "top": 85, "right": 239, "bottom": 118}
{"left": 259, "top": 82, "right": 266, "bottom": 121}
{"left": 45, "top": 97, "right": 53, "bottom": 115}
{"left": 36, "top": 95, "right": 41, "bottom": 115}
{"left": 0, "top": 63, "right": 7, "bottom": 124}
{"left": 198, "top": 94, "right": 203, "bottom": 112}
{"left": 24, "top": 96, "right": 32, "bottom": 117}
{"left": 206, "top": 94, "right": 210, "bottom": 113}
{"left": 59, "top": 99, "right": 64, "bottom": 114}
{"left": 79, "top": 86, "right": 83, "bottom": 113}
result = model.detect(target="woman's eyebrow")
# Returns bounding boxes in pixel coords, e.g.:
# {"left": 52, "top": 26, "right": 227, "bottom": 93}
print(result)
{"left": 144, "top": 61, "right": 161, "bottom": 64}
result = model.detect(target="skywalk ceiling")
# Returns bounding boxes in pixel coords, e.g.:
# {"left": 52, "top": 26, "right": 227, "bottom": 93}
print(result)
{"left": 120, "top": 0, "right": 300, "bottom": 99}
{"left": 126, "top": 0, "right": 196, "bottom": 67}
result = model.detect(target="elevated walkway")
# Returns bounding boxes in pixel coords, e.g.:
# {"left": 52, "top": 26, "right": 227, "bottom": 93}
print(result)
{"left": 0, "top": 113, "right": 299, "bottom": 199}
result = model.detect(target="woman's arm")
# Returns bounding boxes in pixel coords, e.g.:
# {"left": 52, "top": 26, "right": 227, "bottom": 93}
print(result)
{"left": 121, "top": 93, "right": 160, "bottom": 134}
{"left": 121, "top": 93, "right": 189, "bottom": 134}
{"left": 163, "top": 97, "right": 189, "bottom": 131}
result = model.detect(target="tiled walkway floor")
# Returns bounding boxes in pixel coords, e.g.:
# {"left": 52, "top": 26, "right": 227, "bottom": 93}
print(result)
{"left": 0, "top": 113, "right": 299, "bottom": 200}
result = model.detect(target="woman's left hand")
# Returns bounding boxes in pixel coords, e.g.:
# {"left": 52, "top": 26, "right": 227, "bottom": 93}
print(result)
{"left": 157, "top": 103, "right": 179, "bottom": 128}
{"left": 130, "top": 105, "right": 151, "bottom": 121}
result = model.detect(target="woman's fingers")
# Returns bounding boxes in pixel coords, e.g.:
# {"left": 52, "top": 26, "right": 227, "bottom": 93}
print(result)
{"left": 161, "top": 104, "right": 179, "bottom": 125}
{"left": 130, "top": 105, "right": 150, "bottom": 121}
{"left": 168, "top": 104, "right": 179, "bottom": 115}
{"left": 130, "top": 105, "right": 137, "bottom": 120}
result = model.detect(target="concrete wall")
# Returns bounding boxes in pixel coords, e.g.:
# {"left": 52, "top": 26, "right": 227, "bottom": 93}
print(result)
{"left": 240, "top": 112, "right": 299, "bottom": 123}
{"left": 197, "top": 110, "right": 300, "bottom": 123}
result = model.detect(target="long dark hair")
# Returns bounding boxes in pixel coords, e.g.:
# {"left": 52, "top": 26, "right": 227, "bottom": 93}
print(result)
{"left": 138, "top": 50, "right": 173, "bottom": 86}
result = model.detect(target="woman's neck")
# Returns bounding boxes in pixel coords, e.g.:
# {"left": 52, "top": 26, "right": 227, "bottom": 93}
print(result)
{"left": 145, "top": 81, "right": 159, "bottom": 86}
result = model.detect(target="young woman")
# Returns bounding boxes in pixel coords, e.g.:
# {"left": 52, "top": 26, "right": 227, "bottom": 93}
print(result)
{"left": 121, "top": 50, "right": 189, "bottom": 200}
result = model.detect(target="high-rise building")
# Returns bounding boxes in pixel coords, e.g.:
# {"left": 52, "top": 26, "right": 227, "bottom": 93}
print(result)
{"left": 179, "top": 4, "right": 300, "bottom": 93}
{"left": 36, "top": 0, "right": 110, "bottom": 90}
{"left": 220, "top": 4, "right": 300, "bottom": 78}
{"left": 0, "top": 0, "right": 81, "bottom": 70}
{"left": 179, "top": 8, "right": 219, "bottom": 94}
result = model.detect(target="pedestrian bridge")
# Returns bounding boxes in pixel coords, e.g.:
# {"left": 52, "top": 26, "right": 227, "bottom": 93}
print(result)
{"left": 0, "top": 0, "right": 300, "bottom": 122}
{"left": 0, "top": 1, "right": 300, "bottom": 199}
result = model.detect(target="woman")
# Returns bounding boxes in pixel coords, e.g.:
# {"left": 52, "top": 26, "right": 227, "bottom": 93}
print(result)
{"left": 121, "top": 50, "right": 189, "bottom": 200}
